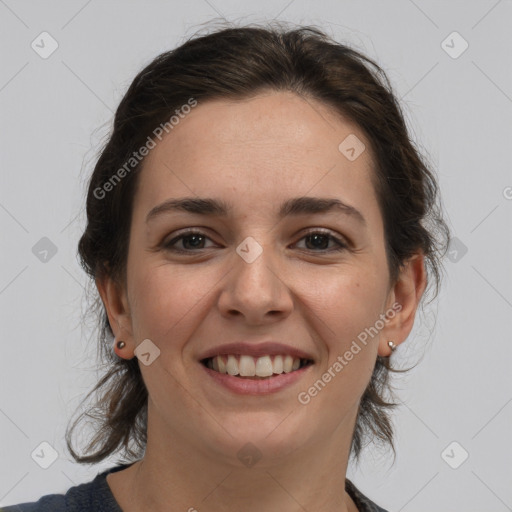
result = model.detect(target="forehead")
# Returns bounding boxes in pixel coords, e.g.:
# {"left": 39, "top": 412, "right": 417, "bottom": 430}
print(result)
{"left": 136, "top": 91, "right": 380, "bottom": 222}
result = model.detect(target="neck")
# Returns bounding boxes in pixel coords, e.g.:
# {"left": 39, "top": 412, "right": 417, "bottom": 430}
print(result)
{"left": 109, "top": 402, "right": 360, "bottom": 512}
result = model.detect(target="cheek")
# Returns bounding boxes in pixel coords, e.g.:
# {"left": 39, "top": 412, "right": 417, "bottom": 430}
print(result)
{"left": 299, "top": 266, "right": 386, "bottom": 394}
{"left": 127, "top": 262, "right": 209, "bottom": 346}
{"left": 301, "top": 264, "right": 387, "bottom": 339}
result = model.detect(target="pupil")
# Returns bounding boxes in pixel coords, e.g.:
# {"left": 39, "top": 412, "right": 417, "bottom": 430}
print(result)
{"left": 185, "top": 235, "right": 203, "bottom": 249}
{"left": 307, "top": 234, "right": 328, "bottom": 250}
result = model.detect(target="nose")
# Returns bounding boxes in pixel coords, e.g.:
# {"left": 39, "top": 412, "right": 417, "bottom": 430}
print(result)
{"left": 217, "top": 240, "right": 294, "bottom": 325}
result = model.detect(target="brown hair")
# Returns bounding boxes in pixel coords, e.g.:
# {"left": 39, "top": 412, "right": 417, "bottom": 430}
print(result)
{"left": 66, "top": 22, "right": 450, "bottom": 465}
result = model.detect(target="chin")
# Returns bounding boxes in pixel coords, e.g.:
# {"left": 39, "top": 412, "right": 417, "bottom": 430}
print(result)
{"left": 204, "top": 411, "right": 311, "bottom": 458}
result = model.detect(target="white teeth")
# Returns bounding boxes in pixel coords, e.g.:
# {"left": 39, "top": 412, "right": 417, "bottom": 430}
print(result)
{"left": 208, "top": 354, "right": 307, "bottom": 377}
{"left": 217, "top": 355, "right": 227, "bottom": 374}
{"left": 255, "top": 355, "right": 273, "bottom": 377}
{"left": 283, "top": 355, "right": 294, "bottom": 373}
{"left": 239, "top": 355, "right": 256, "bottom": 376}
{"left": 226, "top": 355, "right": 239, "bottom": 375}
{"left": 273, "top": 355, "right": 284, "bottom": 374}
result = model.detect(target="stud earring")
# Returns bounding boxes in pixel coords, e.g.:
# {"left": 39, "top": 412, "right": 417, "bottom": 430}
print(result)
{"left": 114, "top": 337, "right": 126, "bottom": 350}
{"left": 387, "top": 340, "right": 397, "bottom": 352}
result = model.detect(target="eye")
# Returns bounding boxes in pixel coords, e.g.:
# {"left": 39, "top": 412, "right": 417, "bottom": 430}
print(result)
{"left": 162, "top": 228, "right": 348, "bottom": 254}
{"left": 163, "top": 230, "right": 216, "bottom": 253}
{"left": 294, "top": 229, "right": 347, "bottom": 252}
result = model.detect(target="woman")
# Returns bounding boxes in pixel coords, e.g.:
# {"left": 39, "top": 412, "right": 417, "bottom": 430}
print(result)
{"left": 3, "top": 23, "right": 449, "bottom": 512}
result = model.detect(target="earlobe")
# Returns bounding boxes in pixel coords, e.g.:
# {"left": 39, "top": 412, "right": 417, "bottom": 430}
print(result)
{"left": 378, "top": 252, "right": 427, "bottom": 356}
{"left": 96, "top": 273, "right": 134, "bottom": 355}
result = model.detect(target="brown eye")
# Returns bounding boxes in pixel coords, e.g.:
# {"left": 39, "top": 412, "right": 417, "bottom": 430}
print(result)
{"left": 163, "top": 231, "right": 215, "bottom": 253}
{"left": 294, "top": 230, "right": 347, "bottom": 252}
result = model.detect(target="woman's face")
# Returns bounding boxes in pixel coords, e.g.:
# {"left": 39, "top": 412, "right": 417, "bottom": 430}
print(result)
{"left": 105, "top": 91, "right": 419, "bottom": 464}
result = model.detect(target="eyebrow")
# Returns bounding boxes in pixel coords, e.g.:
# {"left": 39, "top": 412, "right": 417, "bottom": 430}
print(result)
{"left": 146, "top": 196, "right": 366, "bottom": 226}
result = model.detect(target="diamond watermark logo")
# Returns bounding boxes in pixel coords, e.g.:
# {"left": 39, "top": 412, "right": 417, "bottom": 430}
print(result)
{"left": 447, "top": 237, "right": 468, "bottom": 263}
{"left": 441, "top": 31, "right": 468, "bottom": 59}
{"left": 441, "top": 441, "right": 469, "bottom": 469}
{"left": 237, "top": 442, "right": 262, "bottom": 468}
{"left": 338, "top": 134, "right": 366, "bottom": 161}
{"left": 134, "top": 338, "right": 161, "bottom": 366}
{"left": 236, "top": 237, "right": 263, "bottom": 264}
{"left": 31, "top": 441, "right": 59, "bottom": 469}
{"left": 32, "top": 237, "right": 58, "bottom": 263}
{"left": 31, "top": 31, "right": 59, "bottom": 59}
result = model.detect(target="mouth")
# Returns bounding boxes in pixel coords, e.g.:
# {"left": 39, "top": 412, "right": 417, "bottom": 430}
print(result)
{"left": 200, "top": 354, "right": 314, "bottom": 379}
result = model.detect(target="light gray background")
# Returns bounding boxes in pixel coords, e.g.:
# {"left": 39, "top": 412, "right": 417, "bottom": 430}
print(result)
{"left": 1, "top": 1, "right": 511, "bottom": 511}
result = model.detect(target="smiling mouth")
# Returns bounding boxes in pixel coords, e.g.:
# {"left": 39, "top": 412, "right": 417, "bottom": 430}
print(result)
{"left": 201, "top": 354, "right": 314, "bottom": 379}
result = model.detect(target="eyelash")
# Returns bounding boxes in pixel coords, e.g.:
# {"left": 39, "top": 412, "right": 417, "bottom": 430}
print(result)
{"left": 162, "top": 228, "right": 348, "bottom": 254}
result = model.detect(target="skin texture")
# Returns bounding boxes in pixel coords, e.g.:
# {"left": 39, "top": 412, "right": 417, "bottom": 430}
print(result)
{"left": 98, "top": 91, "right": 426, "bottom": 512}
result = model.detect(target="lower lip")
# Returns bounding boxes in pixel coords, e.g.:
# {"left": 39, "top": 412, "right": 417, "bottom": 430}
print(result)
{"left": 200, "top": 362, "right": 313, "bottom": 395}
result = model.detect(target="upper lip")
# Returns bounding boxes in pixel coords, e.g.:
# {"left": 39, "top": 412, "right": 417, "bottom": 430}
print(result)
{"left": 198, "top": 342, "right": 315, "bottom": 362}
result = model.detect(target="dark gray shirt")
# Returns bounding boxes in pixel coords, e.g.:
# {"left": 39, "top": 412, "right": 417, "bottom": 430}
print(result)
{"left": 1, "top": 463, "right": 389, "bottom": 511}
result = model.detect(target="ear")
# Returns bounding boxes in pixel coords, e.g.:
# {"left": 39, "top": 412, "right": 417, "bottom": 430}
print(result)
{"left": 96, "top": 272, "right": 135, "bottom": 357}
{"left": 378, "top": 252, "right": 427, "bottom": 356}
